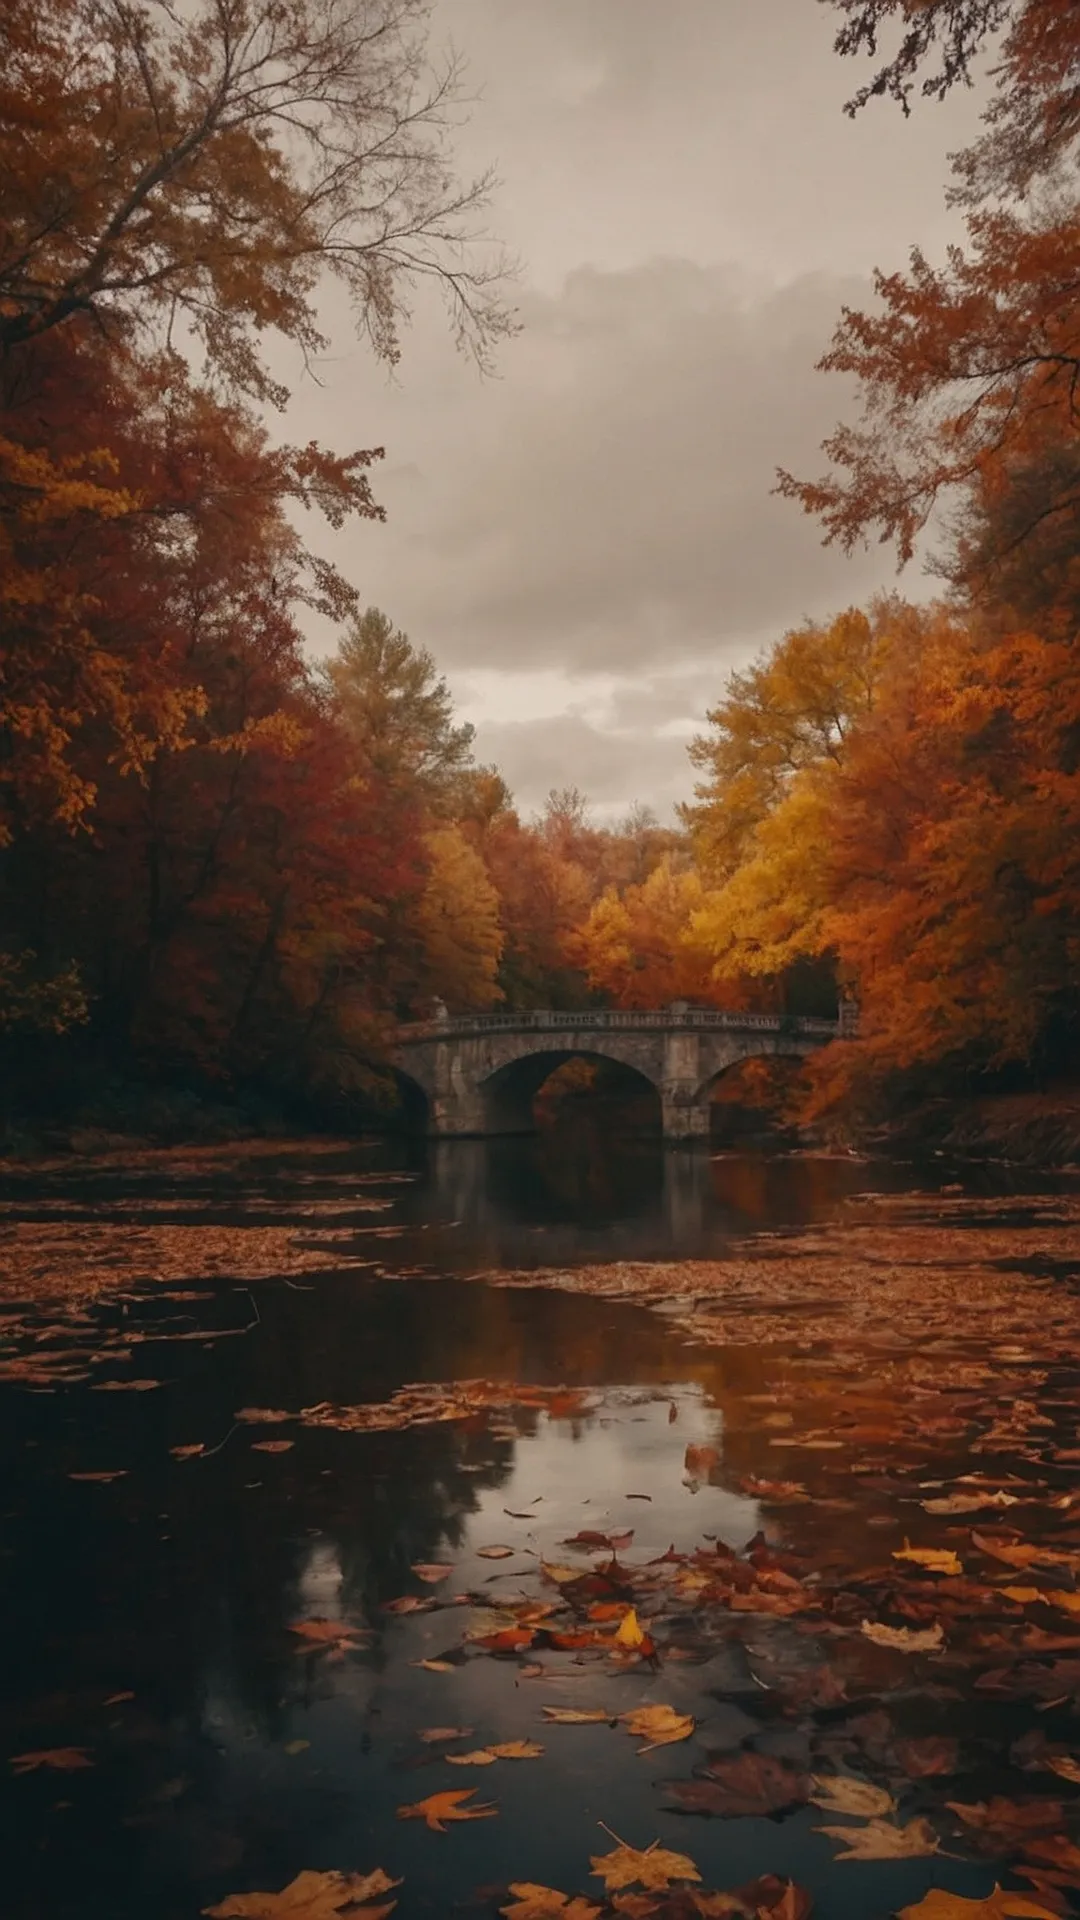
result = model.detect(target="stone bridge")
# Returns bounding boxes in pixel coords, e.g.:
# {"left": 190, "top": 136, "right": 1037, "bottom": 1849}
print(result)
{"left": 394, "top": 1008, "right": 846, "bottom": 1138}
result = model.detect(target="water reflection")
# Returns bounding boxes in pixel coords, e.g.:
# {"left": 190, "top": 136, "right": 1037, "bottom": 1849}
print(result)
{"left": 422, "top": 1133, "right": 887, "bottom": 1270}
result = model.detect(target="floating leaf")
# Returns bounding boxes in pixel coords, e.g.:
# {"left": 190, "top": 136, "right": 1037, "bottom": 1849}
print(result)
{"left": 234, "top": 1408, "right": 293, "bottom": 1425}
{"left": 447, "top": 1740, "right": 544, "bottom": 1765}
{"left": 411, "top": 1660, "right": 455, "bottom": 1674}
{"left": 817, "top": 1816, "right": 940, "bottom": 1860}
{"left": 203, "top": 1868, "right": 401, "bottom": 1918}
{"left": 619, "top": 1705, "right": 694, "bottom": 1752}
{"left": 252, "top": 1439, "right": 293, "bottom": 1453}
{"left": 170, "top": 1444, "right": 206, "bottom": 1460}
{"left": 499, "top": 1888, "right": 601, "bottom": 1919}
{"left": 410, "top": 1564, "right": 455, "bottom": 1584}
{"left": 898, "top": 1891, "right": 1060, "bottom": 1919}
{"left": 445, "top": 1749, "right": 498, "bottom": 1766}
{"left": 613, "top": 1608, "right": 647, "bottom": 1650}
{"left": 893, "top": 1542, "right": 964, "bottom": 1576}
{"left": 590, "top": 1840, "right": 702, "bottom": 1893}
{"left": 68, "top": 1470, "right": 127, "bottom": 1483}
{"left": 396, "top": 1788, "right": 497, "bottom": 1832}
{"left": 811, "top": 1776, "right": 895, "bottom": 1818}
{"left": 666, "top": 1753, "right": 809, "bottom": 1820}
{"left": 418, "top": 1727, "right": 474, "bottom": 1744}
{"left": 477, "top": 1545, "right": 515, "bottom": 1560}
{"left": 10, "top": 1747, "right": 93, "bottom": 1774}
{"left": 541, "top": 1706, "right": 612, "bottom": 1725}
{"left": 860, "top": 1619, "right": 945, "bottom": 1652}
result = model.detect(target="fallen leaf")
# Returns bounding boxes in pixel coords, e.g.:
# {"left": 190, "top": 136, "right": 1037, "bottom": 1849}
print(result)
{"left": 898, "top": 1891, "right": 1060, "bottom": 1919}
{"left": 667, "top": 1753, "right": 809, "bottom": 1819}
{"left": 1047, "top": 1592, "right": 1080, "bottom": 1616}
{"left": 103, "top": 1691, "right": 135, "bottom": 1706}
{"left": 396, "top": 1788, "right": 497, "bottom": 1832}
{"left": 283, "top": 1740, "right": 310, "bottom": 1756}
{"left": 410, "top": 1564, "right": 455, "bottom": 1584}
{"left": 477, "top": 1546, "right": 515, "bottom": 1560}
{"left": 541, "top": 1707, "right": 612, "bottom": 1725}
{"left": 170, "top": 1444, "right": 206, "bottom": 1460}
{"left": 10, "top": 1748, "right": 93, "bottom": 1774}
{"left": 619, "top": 1705, "right": 695, "bottom": 1752}
{"left": 488, "top": 1741, "right": 545, "bottom": 1759}
{"left": 614, "top": 1608, "right": 647, "bottom": 1650}
{"left": 252, "top": 1439, "right": 294, "bottom": 1453}
{"left": 289, "top": 1618, "right": 365, "bottom": 1652}
{"left": 445, "top": 1749, "right": 498, "bottom": 1766}
{"left": 68, "top": 1470, "right": 127, "bottom": 1483}
{"left": 203, "top": 1868, "right": 401, "bottom": 1918}
{"left": 894, "top": 1737, "right": 960, "bottom": 1778}
{"left": 1046, "top": 1756, "right": 1080, "bottom": 1785}
{"left": 810, "top": 1775, "right": 895, "bottom": 1818}
{"left": 411, "top": 1660, "right": 455, "bottom": 1674}
{"left": 234, "top": 1408, "right": 293, "bottom": 1424}
{"left": 418, "top": 1727, "right": 474, "bottom": 1744}
{"left": 500, "top": 1887, "right": 601, "bottom": 1919}
{"left": 946, "top": 1799, "right": 1064, "bottom": 1840}
{"left": 684, "top": 1446, "right": 719, "bottom": 1476}
{"left": 860, "top": 1619, "right": 945, "bottom": 1652}
{"left": 817, "top": 1816, "right": 940, "bottom": 1860}
{"left": 590, "top": 1841, "right": 702, "bottom": 1893}
{"left": 382, "top": 1596, "right": 435, "bottom": 1615}
{"left": 893, "top": 1542, "right": 964, "bottom": 1576}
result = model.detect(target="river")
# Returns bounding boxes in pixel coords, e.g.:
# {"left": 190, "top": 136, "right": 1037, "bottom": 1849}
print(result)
{"left": 3, "top": 1131, "right": 1080, "bottom": 1920}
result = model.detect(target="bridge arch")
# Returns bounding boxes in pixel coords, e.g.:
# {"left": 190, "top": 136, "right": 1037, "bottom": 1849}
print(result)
{"left": 480, "top": 1048, "right": 662, "bottom": 1135}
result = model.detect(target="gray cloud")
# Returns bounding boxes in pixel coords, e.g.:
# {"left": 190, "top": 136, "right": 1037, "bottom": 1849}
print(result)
{"left": 282, "top": 0, "right": 990, "bottom": 811}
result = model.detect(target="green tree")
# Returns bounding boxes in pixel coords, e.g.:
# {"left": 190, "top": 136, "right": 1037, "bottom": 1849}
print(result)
{"left": 325, "top": 607, "right": 476, "bottom": 804}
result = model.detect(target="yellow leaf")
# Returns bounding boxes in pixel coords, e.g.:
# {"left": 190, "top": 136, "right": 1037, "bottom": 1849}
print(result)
{"left": 860, "top": 1619, "right": 945, "bottom": 1652}
{"left": 541, "top": 1706, "right": 612, "bottom": 1724}
{"left": 613, "top": 1608, "right": 646, "bottom": 1649}
{"left": 893, "top": 1542, "right": 964, "bottom": 1576}
{"left": 619, "top": 1705, "right": 695, "bottom": 1752}
{"left": 202, "top": 1869, "right": 401, "bottom": 1918}
{"left": 499, "top": 1887, "right": 601, "bottom": 1920}
{"left": 810, "top": 1776, "right": 895, "bottom": 1818}
{"left": 395, "top": 1789, "right": 497, "bottom": 1832}
{"left": 590, "top": 1841, "right": 702, "bottom": 1893}
{"left": 897, "top": 1888, "right": 1060, "bottom": 1918}
{"left": 817, "top": 1816, "right": 940, "bottom": 1860}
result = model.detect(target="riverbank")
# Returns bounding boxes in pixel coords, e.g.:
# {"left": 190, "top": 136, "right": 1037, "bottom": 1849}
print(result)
{"left": 875, "top": 1088, "right": 1080, "bottom": 1167}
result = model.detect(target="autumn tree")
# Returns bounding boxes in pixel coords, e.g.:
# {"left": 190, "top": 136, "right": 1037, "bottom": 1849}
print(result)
{"left": 570, "top": 858, "right": 717, "bottom": 1009}
{"left": 409, "top": 825, "right": 503, "bottom": 1010}
{"left": 0, "top": 0, "right": 512, "bottom": 390}
{"left": 782, "top": 1, "right": 1080, "bottom": 570}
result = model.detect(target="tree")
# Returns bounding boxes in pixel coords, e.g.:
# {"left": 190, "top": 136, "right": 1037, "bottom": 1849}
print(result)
{"left": 783, "top": 2, "right": 1080, "bottom": 569}
{"left": 325, "top": 608, "right": 476, "bottom": 805}
{"left": 683, "top": 602, "right": 909, "bottom": 881}
{"left": 571, "top": 858, "right": 719, "bottom": 1009}
{"left": 410, "top": 825, "right": 502, "bottom": 1010}
{"left": 0, "top": 0, "right": 513, "bottom": 394}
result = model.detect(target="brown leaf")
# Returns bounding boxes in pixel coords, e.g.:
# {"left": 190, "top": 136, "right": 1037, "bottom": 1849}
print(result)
{"left": 252, "top": 1439, "right": 294, "bottom": 1453}
{"left": 667, "top": 1754, "right": 808, "bottom": 1819}
{"left": 234, "top": 1408, "right": 293, "bottom": 1424}
{"left": 947, "top": 1799, "right": 1064, "bottom": 1842}
{"left": 410, "top": 1564, "right": 455, "bottom": 1584}
{"left": 810, "top": 1776, "right": 894, "bottom": 1817}
{"left": 860, "top": 1619, "right": 945, "bottom": 1652}
{"left": 417, "top": 1727, "right": 473, "bottom": 1744}
{"left": 395, "top": 1788, "right": 497, "bottom": 1832}
{"left": 10, "top": 1747, "right": 93, "bottom": 1773}
{"left": 894, "top": 1736, "right": 959, "bottom": 1778}
{"left": 477, "top": 1545, "right": 515, "bottom": 1559}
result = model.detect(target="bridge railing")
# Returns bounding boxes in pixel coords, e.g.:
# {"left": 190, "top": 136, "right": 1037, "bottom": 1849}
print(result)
{"left": 397, "top": 1008, "right": 844, "bottom": 1043}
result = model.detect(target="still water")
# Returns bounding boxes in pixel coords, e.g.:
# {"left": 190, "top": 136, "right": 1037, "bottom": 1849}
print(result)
{"left": 1, "top": 1132, "right": 1076, "bottom": 1919}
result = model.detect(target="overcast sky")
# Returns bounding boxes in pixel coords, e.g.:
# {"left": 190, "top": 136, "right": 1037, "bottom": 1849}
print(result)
{"left": 289, "top": 0, "right": 988, "bottom": 821}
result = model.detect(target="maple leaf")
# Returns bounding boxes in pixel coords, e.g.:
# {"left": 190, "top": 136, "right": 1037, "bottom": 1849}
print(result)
{"left": 499, "top": 1887, "right": 601, "bottom": 1919}
{"left": 541, "top": 1707, "right": 612, "bottom": 1724}
{"left": 619, "top": 1705, "right": 695, "bottom": 1752}
{"left": 897, "top": 1890, "right": 1060, "bottom": 1919}
{"left": 487, "top": 1741, "right": 545, "bottom": 1759}
{"left": 810, "top": 1775, "right": 895, "bottom": 1818}
{"left": 590, "top": 1840, "right": 702, "bottom": 1893}
{"left": 395, "top": 1789, "right": 497, "bottom": 1832}
{"left": 817, "top": 1816, "right": 940, "bottom": 1860}
{"left": 666, "top": 1753, "right": 809, "bottom": 1819}
{"left": 893, "top": 1542, "right": 964, "bottom": 1576}
{"left": 860, "top": 1619, "right": 945, "bottom": 1652}
{"left": 202, "top": 1869, "right": 401, "bottom": 1918}
{"left": 10, "top": 1747, "right": 93, "bottom": 1773}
